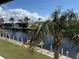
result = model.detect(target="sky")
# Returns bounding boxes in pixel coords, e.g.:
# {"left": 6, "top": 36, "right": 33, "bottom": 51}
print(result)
{"left": 0, "top": 0, "right": 79, "bottom": 22}
{"left": 1, "top": 0, "right": 79, "bottom": 16}
{"left": 1, "top": 0, "right": 79, "bottom": 17}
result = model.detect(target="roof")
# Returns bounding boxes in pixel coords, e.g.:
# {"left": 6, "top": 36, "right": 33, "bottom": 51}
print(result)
{"left": 0, "top": 0, "right": 13, "bottom": 5}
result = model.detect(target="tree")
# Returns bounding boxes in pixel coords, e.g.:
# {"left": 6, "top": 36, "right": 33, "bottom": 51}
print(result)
{"left": 29, "top": 8, "right": 78, "bottom": 59}
{"left": 63, "top": 9, "right": 78, "bottom": 38}
{"left": 50, "top": 9, "right": 78, "bottom": 59}
{"left": 23, "top": 17, "right": 30, "bottom": 28}
{"left": 9, "top": 17, "right": 15, "bottom": 27}
{"left": 63, "top": 9, "right": 79, "bottom": 47}
{"left": 23, "top": 17, "right": 30, "bottom": 23}
{"left": 38, "top": 18, "right": 41, "bottom": 22}
{"left": 50, "top": 9, "right": 65, "bottom": 59}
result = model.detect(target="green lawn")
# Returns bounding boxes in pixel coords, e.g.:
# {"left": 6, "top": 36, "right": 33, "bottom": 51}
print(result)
{"left": 0, "top": 39, "right": 52, "bottom": 59}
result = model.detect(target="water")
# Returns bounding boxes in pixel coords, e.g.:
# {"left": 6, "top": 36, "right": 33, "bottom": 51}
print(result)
{"left": 3, "top": 29, "right": 28, "bottom": 42}
{"left": 43, "top": 35, "right": 79, "bottom": 59}
{"left": 3, "top": 29, "right": 79, "bottom": 59}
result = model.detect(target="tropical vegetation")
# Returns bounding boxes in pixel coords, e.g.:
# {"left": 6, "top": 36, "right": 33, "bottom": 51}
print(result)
{"left": 29, "top": 8, "right": 79, "bottom": 59}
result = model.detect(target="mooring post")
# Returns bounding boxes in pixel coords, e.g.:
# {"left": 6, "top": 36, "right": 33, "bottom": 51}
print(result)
{"left": 77, "top": 53, "right": 79, "bottom": 59}
{"left": 17, "top": 35, "right": 19, "bottom": 42}
{"left": 61, "top": 48, "right": 63, "bottom": 55}
{"left": 41, "top": 42, "right": 44, "bottom": 53}
{"left": 13, "top": 36, "right": 14, "bottom": 40}
{"left": 50, "top": 45, "right": 52, "bottom": 52}
{"left": 21, "top": 38, "right": 23, "bottom": 43}
{"left": 40, "top": 44, "right": 42, "bottom": 53}
{"left": 66, "top": 51, "right": 69, "bottom": 59}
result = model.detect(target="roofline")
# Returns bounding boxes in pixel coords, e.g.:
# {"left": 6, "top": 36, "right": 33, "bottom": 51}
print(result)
{"left": 0, "top": 0, "right": 13, "bottom": 5}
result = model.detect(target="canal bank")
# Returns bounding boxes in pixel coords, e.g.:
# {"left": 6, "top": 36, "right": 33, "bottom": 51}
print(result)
{"left": 2, "top": 28, "right": 79, "bottom": 59}
{"left": 0, "top": 37, "right": 72, "bottom": 59}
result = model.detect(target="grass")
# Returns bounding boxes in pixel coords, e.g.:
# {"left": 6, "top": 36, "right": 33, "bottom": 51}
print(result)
{"left": 0, "top": 39, "right": 52, "bottom": 59}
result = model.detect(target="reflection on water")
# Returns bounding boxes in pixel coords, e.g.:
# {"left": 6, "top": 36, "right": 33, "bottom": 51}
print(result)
{"left": 4, "top": 29, "right": 79, "bottom": 59}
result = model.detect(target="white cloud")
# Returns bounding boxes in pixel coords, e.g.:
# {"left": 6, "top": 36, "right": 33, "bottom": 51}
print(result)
{"left": 0, "top": 7, "right": 44, "bottom": 23}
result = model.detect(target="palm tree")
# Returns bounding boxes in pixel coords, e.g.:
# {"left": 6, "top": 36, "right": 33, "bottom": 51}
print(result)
{"left": 23, "top": 17, "right": 30, "bottom": 28}
{"left": 50, "top": 9, "right": 65, "bottom": 59}
{"left": 38, "top": 18, "right": 41, "bottom": 22}
{"left": 29, "top": 9, "right": 78, "bottom": 59}
{"left": 9, "top": 17, "right": 15, "bottom": 27}
{"left": 23, "top": 16, "right": 30, "bottom": 23}
{"left": 50, "top": 9, "right": 78, "bottom": 59}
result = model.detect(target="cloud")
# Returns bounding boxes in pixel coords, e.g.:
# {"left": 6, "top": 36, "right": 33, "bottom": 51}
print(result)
{"left": 0, "top": 7, "right": 44, "bottom": 22}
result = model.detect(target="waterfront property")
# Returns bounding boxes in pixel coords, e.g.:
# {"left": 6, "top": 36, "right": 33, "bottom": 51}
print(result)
{"left": 0, "top": 0, "right": 79, "bottom": 59}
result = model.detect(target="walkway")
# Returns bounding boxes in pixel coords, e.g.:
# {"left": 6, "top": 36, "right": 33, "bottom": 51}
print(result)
{"left": 36, "top": 47, "right": 72, "bottom": 59}
{"left": 0, "top": 37, "right": 72, "bottom": 59}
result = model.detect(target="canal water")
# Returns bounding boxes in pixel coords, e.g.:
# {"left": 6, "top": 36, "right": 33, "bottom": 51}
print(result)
{"left": 3, "top": 29, "right": 79, "bottom": 59}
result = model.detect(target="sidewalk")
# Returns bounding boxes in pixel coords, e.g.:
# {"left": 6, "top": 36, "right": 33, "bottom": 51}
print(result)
{"left": 36, "top": 47, "right": 72, "bottom": 59}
